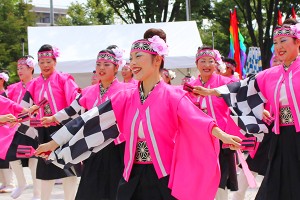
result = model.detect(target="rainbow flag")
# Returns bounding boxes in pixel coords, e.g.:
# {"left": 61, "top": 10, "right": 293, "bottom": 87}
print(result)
{"left": 228, "top": 8, "right": 247, "bottom": 78}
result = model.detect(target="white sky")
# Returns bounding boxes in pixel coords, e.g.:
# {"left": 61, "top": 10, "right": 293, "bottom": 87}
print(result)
{"left": 30, "top": 0, "right": 88, "bottom": 8}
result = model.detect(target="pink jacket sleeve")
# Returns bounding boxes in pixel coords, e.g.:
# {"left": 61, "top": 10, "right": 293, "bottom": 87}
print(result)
{"left": 0, "top": 95, "right": 23, "bottom": 116}
{"left": 62, "top": 74, "right": 80, "bottom": 106}
{"left": 169, "top": 95, "right": 220, "bottom": 200}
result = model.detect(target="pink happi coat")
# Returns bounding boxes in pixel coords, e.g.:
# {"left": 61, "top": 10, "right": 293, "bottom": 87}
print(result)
{"left": 124, "top": 78, "right": 138, "bottom": 85}
{"left": 78, "top": 79, "right": 135, "bottom": 144}
{"left": 0, "top": 94, "right": 23, "bottom": 115}
{"left": 0, "top": 95, "right": 24, "bottom": 159}
{"left": 25, "top": 71, "right": 79, "bottom": 118}
{"left": 256, "top": 57, "right": 300, "bottom": 134}
{"left": 111, "top": 81, "right": 220, "bottom": 200}
{"left": 8, "top": 81, "right": 31, "bottom": 104}
{"left": 188, "top": 73, "right": 233, "bottom": 131}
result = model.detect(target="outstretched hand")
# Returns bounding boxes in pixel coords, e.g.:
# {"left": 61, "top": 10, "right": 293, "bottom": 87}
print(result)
{"left": 0, "top": 114, "right": 17, "bottom": 123}
{"left": 220, "top": 134, "right": 242, "bottom": 151}
{"left": 41, "top": 116, "right": 59, "bottom": 127}
{"left": 192, "top": 86, "right": 219, "bottom": 97}
{"left": 35, "top": 140, "right": 59, "bottom": 159}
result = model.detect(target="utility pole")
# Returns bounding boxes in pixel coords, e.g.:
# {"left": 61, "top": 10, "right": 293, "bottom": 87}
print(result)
{"left": 186, "top": 0, "right": 191, "bottom": 76}
{"left": 50, "top": 0, "right": 54, "bottom": 26}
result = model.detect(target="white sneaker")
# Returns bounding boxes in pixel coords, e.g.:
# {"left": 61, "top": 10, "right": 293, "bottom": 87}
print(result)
{"left": 11, "top": 185, "right": 27, "bottom": 199}
{"left": 0, "top": 185, "right": 15, "bottom": 193}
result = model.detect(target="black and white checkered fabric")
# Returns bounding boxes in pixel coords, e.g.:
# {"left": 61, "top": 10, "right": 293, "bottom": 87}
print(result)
{"left": 215, "top": 76, "right": 268, "bottom": 134}
{"left": 54, "top": 94, "right": 85, "bottom": 124}
{"left": 49, "top": 100, "right": 120, "bottom": 170}
{"left": 18, "top": 91, "right": 38, "bottom": 139}
{"left": 20, "top": 91, "right": 34, "bottom": 109}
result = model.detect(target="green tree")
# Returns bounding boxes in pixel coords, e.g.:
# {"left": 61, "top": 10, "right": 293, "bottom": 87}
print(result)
{"left": 0, "top": 0, "right": 36, "bottom": 83}
{"left": 57, "top": 0, "right": 114, "bottom": 25}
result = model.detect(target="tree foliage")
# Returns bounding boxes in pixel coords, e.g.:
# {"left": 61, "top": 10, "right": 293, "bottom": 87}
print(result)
{"left": 57, "top": 0, "right": 114, "bottom": 25}
{"left": 0, "top": 0, "right": 36, "bottom": 83}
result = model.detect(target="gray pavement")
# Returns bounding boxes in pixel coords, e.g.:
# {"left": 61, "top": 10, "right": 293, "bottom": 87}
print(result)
{"left": 0, "top": 168, "right": 262, "bottom": 200}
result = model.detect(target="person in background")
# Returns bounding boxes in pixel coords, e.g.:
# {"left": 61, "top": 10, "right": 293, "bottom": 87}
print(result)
{"left": 19, "top": 44, "right": 80, "bottom": 200}
{"left": 5, "top": 55, "right": 41, "bottom": 199}
{"left": 220, "top": 57, "right": 240, "bottom": 81}
{"left": 91, "top": 70, "right": 100, "bottom": 85}
{"left": 160, "top": 68, "right": 176, "bottom": 85}
{"left": 121, "top": 63, "right": 138, "bottom": 84}
{"left": 186, "top": 46, "right": 239, "bottom": 200}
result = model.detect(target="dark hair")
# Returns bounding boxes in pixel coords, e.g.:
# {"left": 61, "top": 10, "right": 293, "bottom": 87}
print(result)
{"left": 106, "top": 45, "right": 118, "bottom": 50}
{"left": 19, "top": 55, "right": 35, "bottom": 74}
{"left": 198, "top": 46, "right": 214, "bottom": 51}
{"left": 38, "top": 44, "right": 56, "bottom": 61}
{"left": 98, "top": 45, "right": 118, "bottom": 57}
{"left": 144, "top": 28, "right": 166, "bottom": 42}
{"left": 222, "top": 57, "right": 236, "bottom": 75}
{"left": 283, "top": 18, "right": 298, "bottom": 25}
{"left": 143, "top": 28, "right": 167, "bottom": 69}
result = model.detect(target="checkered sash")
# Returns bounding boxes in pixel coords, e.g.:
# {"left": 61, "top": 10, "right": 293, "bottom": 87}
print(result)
{"left": 17, "top": 91, "right": 38, "bottom": 139}
{"left": 215, "top": 75, "right": 268, "bottom": 135}
{"left": 49, "top": 100, "right": 120, "bottom": 169}
{"left": 54, "top": 94, "right": 86, "bottom": 124}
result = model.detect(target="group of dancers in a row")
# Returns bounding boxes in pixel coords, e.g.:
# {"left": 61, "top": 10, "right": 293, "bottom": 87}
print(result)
{"left": 0, "top": 17, "right": 299, "bottom": 200}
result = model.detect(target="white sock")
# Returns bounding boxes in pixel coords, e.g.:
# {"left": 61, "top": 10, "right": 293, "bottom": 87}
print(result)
{"left": 62, "top": 176, "right": 78, "bottom": 200}
{"left": 215, "top": 188, "right": 228, "bottom": 200}
{"left": 29, "top": 158, "right": 41, "bottom": 199}
{"left": 40, "top": 180, "right": 55, "bottom": 200}
{"left": 231, "top": 169, "right": 258, "bottom": 200}
{"left": 10, "top": 160, "right": 27, "bottom": 187}
{"left": 2, "top": 168, "right": 14, "bottom": 187}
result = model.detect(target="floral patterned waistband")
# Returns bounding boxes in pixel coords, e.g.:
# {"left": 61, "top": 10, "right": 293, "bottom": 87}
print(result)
{"left": 134, "top": 139, "right": 152, "bottom": 164}
{"left": 280, "top": 106, "right": 294, "bottom": 126}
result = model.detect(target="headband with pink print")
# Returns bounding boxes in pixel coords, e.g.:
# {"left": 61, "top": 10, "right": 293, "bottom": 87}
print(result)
{"left": 196, "top": 48, "right": 226, "bottom": 73}
{"left": 18, "top": 57, "right": 35, "bottom": 68}
{"left": 97, "top": 47, "right": 126, "bottom": 67}
{"left": 38, "top": 47, "right": 60, "bottom": 60}
{"left": 130, "top": 35, "right": 168, "bottom": 56}
{"left": 274, "top": 23, "right": 300, "bottom": 39}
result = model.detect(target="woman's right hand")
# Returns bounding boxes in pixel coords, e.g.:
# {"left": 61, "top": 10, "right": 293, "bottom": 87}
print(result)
{"left": 41, "top": 116, "right": 58, "bottom": 127}
{"left": 35, "top": 140, "right": 59, "bottom": 159}
{"left": 193, "top": 86, "right": 220, "bottom": 97}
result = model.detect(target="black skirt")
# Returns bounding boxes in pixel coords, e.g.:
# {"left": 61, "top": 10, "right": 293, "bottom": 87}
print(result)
{"left": 6, "top": 131, "right": 38, "bottom": 163}
{"left": 246, "top": 132, "right": 272, "bottom": 175}
{"left": 219, "top": 143, "right": 238, "bottom": 191}
{"left": 117, "top": 164, "right": 176, "bottom": 200}
{"left": 75, "top": 142, "right": 125, "bottom": 200}
{"left": 36, "top": 125, "right": 77, "bottom": 180}
{"left": 255, "top": 126, "right": 300, "bottom": 200}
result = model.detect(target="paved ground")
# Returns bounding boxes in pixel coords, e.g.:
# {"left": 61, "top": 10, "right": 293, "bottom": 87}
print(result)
{"left": 0, "top": 168, "right": 263, "bottom": 200}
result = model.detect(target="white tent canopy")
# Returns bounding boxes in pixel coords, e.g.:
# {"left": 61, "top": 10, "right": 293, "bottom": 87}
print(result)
{"left": 28, "top": 21, "right": 201, "bottom": 87}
